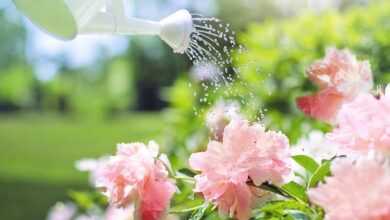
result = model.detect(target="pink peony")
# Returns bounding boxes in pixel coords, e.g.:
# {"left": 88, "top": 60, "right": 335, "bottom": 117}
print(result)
{"left": 308, "top": 157, "right": 390, "bottom": 220}
{"left": 105, "top": 206, "right": 134, "bottom": 220}
{"left": 189, "top": 119, "right": 291, "bottom": 220}
{"left": 75, "top": 157, "right": 109, "bottom": 186}
{"left": 328, "top": 85, "right": 390, "bottom": 156}
{"left": 47, "top": 202, "right": 76, "bottom": 220}
{"left": 297, "top": 48, "right": 373, "bottom": 123}
{"left": 95, "top": 141, "right": 176, "bottom": 220}
{"left": 206, "top": 100, "right": 241, "bottom": 141}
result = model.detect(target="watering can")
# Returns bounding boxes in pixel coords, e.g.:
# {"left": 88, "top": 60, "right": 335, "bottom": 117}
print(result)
{"left": 12, "top": 0, "right": 193, "bottom": 53}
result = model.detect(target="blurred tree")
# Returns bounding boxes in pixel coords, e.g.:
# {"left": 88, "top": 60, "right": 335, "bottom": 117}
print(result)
{"left": 216, "top": 0, "right": 282, "bottom": 30}
{"left": 127, "top": 38, "right": 190, "bottom": 110}
{"left": 41, "top": 69, "right": 76, "bottom": 113}
{"left": 0, "top": 65, "right": 35, "bottom": 111}
{"left": 0, "top": 11, "right": 26, "bottom": 69}
{"left": 216, "top": 0, "right": 372, "bottom": 31}
{"left": 105, "top": 58, "right": 136, "bottom": 113}
{"left": 0, "top": 10, "right": 31, "bottom": 112}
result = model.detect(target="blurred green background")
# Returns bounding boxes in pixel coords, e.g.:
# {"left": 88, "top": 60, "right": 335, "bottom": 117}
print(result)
{"left": 0, "top": 0, "right": 389, "bottom": 219}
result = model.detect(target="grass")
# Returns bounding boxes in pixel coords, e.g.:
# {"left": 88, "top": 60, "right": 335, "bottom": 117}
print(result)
{"left": 0, "top": 112, "right": 165, "bottom": 220}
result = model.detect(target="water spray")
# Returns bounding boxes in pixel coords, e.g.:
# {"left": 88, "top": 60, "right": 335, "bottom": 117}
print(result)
{"left": 12, "top": 0, "right": 193, "bottom": 54}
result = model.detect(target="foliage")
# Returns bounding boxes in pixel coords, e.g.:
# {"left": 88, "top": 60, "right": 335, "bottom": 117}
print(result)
{"left": 0, "top": 12, "right": 26, "bottom": 69}
{"left": 38, "top": 58, "right": 137, "bottom": 119}
{"left": 159, "top": 3, "right": 390, "bottom": 218}
{"left": 254, "top": 200, "right": 323, "bottom": 220}
{"left": 232, "top": 1, "right": 390, "bottom": 141}
{"left": 248, "top": 155, "right": 334, "bottom": 220}
{"left": 165, "top": 1, "right": 390, "bottom": 159}
{"left": 0, "top": 65, "right": 35, "bottom": 108}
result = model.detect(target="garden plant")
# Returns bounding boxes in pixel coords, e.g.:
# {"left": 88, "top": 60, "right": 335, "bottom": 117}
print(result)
{"left": 45, "top": 2, "right": 390, "bottom": 220}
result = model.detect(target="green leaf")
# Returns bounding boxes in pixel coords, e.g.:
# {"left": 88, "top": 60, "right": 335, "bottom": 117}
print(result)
{"left": 259, "top": 182, "right": 291, "bottom": 198}
{"left": 68, "top": 190, "right": 108, "bottom": 210}
{"left": 292, "top": 155, "right": 319, "bottom": 174}
{"left": 308, "top": 160, "right": 332, "bottom": 188}
{"left": 293, "top": 171, "right": 308, "bottom": 183}
{"left": 178, "top": 168, "right": 197, "bottom": 177}
{"left": 281, "top": 181, "right": 308, "bottom": 202}
{"left": 170, "top": 199, "right": 204, "bottom": 213}
{"left": 257, "top": 201, "right": 304, "bottom": 219}
{"left": 255, "top": 200, "right": 322, "bottom": 220}
{"left": 68, "top": 191, "right": 94, "bottom": 210}
{"left": 287, "top": 211, "right": 310, "bottom": 220}
{"left": 189, "top": 203, "right": 212, "bottom": 220}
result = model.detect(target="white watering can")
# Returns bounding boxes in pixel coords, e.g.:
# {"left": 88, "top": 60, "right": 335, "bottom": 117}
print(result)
{"left": 12, "top": 0, "right": 193, "bottom": 53}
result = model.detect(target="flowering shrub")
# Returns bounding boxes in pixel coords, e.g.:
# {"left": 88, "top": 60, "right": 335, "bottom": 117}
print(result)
{"left": 47, "top": 47, "right": 390, "bottom": 220}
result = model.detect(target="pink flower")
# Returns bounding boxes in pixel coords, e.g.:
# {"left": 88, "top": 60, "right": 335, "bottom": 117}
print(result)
{"left": 297, "top": 48, "right": 373, "bottom": 123}
{"left": 308, "top": 157, "right": 390, "bottom": 220}
{"left": 206, "top": 101, "right": 241, "bottom": 141}
{"left": 328, "top": 85, "right": 390, "bottom": 156}
{"left": 75, "top": 157, "right": 109, "bottom": 186}
{"left": 189, "top": 119, "right": 290, "bottom": 220}
{"left": 105, "top": 206, "right": 134, "bottom": 220}
{"left": 47, "top": 202, "right": 76, "bottom": 220}
{"left": 95, "top": 141, "right": 176, "bottom": 220}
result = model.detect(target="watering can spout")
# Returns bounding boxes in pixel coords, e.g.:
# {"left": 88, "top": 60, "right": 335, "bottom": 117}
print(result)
{"left": 159, "top": 10, "right": 193, "bottom": 54}
{"left": 12, "top": 0, "right": 193, "bottom": 54}
{"left": 112, "top": 9, "right": 193, "bottom": 54}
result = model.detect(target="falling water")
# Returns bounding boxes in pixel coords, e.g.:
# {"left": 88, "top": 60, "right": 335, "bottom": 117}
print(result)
{"left": 184, "top": 14, "right": 262, "bottom": 120}
{"left": 186, "top": 14, "right": 239, "bottom": 84}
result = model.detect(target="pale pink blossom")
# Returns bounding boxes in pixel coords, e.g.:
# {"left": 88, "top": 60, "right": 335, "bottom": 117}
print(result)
{"left": 328, "top": 85, "right": 390, "bottom": 156}
{"left": 206, "top": 101, "right": 241, "bottom": 141}
{"left": 308, "top": 156, "right": 390, "bottom": 220}
{"left": 95, "top": 141, "right": 176, "bottom": 220}
{"left": 75, "top": 157, "right": 109, "bottom": 186}
{"left": 290, "top": 131, "right": 342, "bottom": 184}
{"left": 292, "top": 131, "right": 341, "bottom": 162}
{"left": 47, "top": 202, "right": 76, "bottom": 220}
{"left": 297, "top": 48, "right": 373, "bottom": 123}
{"left": 189, "top": 119, "right": 291, "bottom": 220}
{"left": 105, "top": 206, "right": 134, "bottom": 220}
{"left": 74, "top": 215, "right": 101, "bottom": 220}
